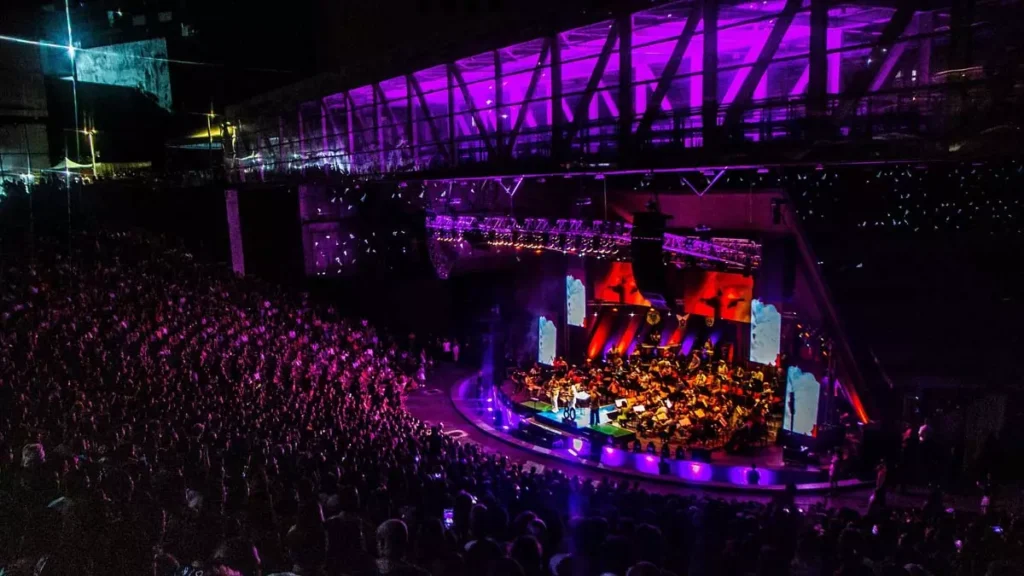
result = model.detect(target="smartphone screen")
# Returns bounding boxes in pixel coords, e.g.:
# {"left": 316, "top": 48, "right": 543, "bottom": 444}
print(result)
{"left": 443, "top": 508, "right": 454, "bottom": 529}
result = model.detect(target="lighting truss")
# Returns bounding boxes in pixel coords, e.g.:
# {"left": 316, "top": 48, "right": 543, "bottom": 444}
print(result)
{"left": 426, "top": 215, "right": 761, "bottom": 270}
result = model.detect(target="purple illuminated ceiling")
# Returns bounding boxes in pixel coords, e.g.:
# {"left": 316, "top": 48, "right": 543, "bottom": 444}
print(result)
{"left": 235, "top": 1, "right": 955, "bottom": 175}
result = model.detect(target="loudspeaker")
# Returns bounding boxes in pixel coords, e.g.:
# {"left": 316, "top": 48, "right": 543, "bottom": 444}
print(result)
{"left": 689, "top": 447, "right": 713, "bottom": 463}
{"left": 630, "top": 210, "right": 672, "bottom": 309}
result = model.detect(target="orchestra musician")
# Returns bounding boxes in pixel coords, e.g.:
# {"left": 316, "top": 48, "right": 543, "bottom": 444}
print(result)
{"left": 511, "top": 337, "right": 781, "bottom": 451}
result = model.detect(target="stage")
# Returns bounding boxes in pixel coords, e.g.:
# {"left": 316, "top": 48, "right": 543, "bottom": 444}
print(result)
{"left": 456, "top": 377, "right": 865, "bottom": 492}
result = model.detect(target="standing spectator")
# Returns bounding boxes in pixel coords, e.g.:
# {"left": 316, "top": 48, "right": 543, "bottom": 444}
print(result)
{"left": 747, "top": 463, "right": 761, "bottom": 486}
{"left": 829, "top": 450, "right": 842, "bottom": 496}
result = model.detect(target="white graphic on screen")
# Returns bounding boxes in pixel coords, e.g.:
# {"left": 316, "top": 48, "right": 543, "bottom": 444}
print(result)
{"left": 538, "top": 316, "right": 557, "bottom": 366}
{"left": 749, "top": 299, "right": 782, "bottom": 365}
{"left": 566, "top": 275, "right": 586, "bottom": 327}
{"left": 784, "top": 366, "right": 821, "bottom": 436}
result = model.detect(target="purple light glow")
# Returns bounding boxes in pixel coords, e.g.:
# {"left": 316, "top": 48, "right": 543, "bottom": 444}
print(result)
{"left": 600, "top": 446, "right": 628, "bottom": 467}
{"left": 676, "top": 460, "right": 713, "bottom": 482}
{"left": 239, "top": 1, "right": 938, "bottom": 175}
{"left": 727, "top": 465, "right": 778, "bottom": 486}
{"left": 636, "top": 454, "right": 661, "bottom": 475}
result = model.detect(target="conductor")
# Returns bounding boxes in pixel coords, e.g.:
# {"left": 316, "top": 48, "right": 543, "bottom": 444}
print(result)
{"left": 589, "top": 391, "right": 602, "bottom": 426}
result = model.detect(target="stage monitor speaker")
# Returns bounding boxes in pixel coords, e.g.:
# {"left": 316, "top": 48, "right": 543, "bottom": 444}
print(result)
{"left": 630, "top": 210, "right": 672, "bottom": 309}
{"left": 689, "top": 447, "right": 713, "bottom": 463}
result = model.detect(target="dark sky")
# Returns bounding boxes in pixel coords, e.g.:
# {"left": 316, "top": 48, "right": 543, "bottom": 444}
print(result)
{"left": 1, "top": 0, "right": 651, "bottom": 104}
{"left": 316, "top": 0, "right": 636, "bottom": 84}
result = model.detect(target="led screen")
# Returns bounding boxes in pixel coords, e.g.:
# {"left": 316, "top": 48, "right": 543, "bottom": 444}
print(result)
{"left": 538, "top": 316, "right": 556, "bottom": 365}
{"left": 749, "top": 299, "right": 782, "bottom": 365}
{"left": 74, "top": 39, "right": 173, "bottom": 111}
{"left": 592, "top": 261, "right": 650, "bottom": 306}
{"left": 566, "top": 274, "right": 586, "bottom": 327}
{"left": 681, "top": 271, "right": 754, "bottom": 323}
{"left": 784, "top": 366, "right": 821, "bottom": 437}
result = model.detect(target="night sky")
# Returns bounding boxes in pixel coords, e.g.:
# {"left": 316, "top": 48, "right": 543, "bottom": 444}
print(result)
{"left": 2, "top": 0, "right": 649, "bottom": 105}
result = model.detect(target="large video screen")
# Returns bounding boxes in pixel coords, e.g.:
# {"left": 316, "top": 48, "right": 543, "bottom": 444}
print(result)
{"left": 681, "top": 271, "right": 754, "bottom": 323}
{"left": 566, "top": 274, "right": 586, "bottom": 327}
{"left": 74, "top": 39, "right": 173, "bottom": 111}
{"left": 592, "top": 261, "right": 650, "bottom": 306}
{"left": 784, "top": 366, "right": 821, "bottom": 437}
{"left": 749, "top": 299, "right": 782, "bottom": 365}
{"left": 538, "top": 316, "right": 557, "bottom": 365}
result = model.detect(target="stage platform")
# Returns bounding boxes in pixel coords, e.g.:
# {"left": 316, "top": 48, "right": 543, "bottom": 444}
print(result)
{"left": 532, "top": 405, "right": 637, "bottom": 444}
{"left": 457, "top": 377, "right": 867, "bottom": 493}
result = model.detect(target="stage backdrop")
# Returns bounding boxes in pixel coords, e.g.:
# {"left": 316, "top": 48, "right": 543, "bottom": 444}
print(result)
{"left": 680, "top": 270, "right": 754, "bottom": 323}
{"left": 591, "top": 261, "right": 650, "bottom": 306}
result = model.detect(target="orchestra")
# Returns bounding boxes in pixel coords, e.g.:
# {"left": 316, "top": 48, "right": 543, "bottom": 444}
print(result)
{"left": 511, "top": 345, "right": 782, "bottom": 450}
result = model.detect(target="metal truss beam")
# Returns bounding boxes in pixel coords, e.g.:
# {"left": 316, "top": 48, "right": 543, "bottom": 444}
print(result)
{"left": 372, "top": 85, "right": 385, "bottom": 168}
{"left": 869, "top": 15, "right": 926, "bottom": 92}
{"left": 564, "top": 24, "right": 619, "bottom": 149}
{"left": 679, "top": 168, "right": 726, "bottom": 197}
{"left": 618, "top": 13, "right": 633, "bottom": 156}
{"left": 448, "top": 63, "right": 498, "bottom": 159}
{"left": 426, "top": 215, "right": 761, "bottom": 270}
{"left": 702, "top": 0, "right": 718, "bottom": 148}
{"left": 507, "top": 39, "right": 551, "bottom": 155}
{"left": 807, "top": 0, "right": 828, "bottom": 124}
{"left": 723, "top": 0, "right": 802, "bottom": 127}
{"left": 373, "top": 83, "right": 406, "bottom": 145}
{"left": 635, "top": 1, "right": 702, "bottom": 143}
{"left": 836, "top": 1, "right": 919, "bottom": 123}
{"left": 496, "top": 177, "right": 525, "bottom": 197}
{"left": 345, "top": 92, "right": 367, "bottom": 145}
{"left": 550, "top": 32, "right": 564, "bottom": 160}
{"left": 406, "top": 74, "right": 450, "bottom": 163}
{"left": 494, "top": 49, "right": 504, "bottom": 158}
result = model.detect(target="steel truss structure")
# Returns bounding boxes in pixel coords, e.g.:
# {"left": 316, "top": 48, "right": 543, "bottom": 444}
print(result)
{"left": 228, "top": 0, "right": 1017, "bottom": 178}
{"left": 426, "top": 214, "right": 761, "bottom": 270}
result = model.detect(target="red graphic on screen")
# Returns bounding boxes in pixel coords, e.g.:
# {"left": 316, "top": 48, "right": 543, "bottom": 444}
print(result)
{"left": 593, "top": 262, "right": 650, "bottom": 306}
{"left": 682, "top": 271, "right": 754, "bottom": 323}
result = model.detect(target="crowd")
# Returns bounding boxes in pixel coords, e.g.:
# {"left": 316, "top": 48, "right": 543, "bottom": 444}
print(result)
{"left": 0, "top": 232, "right": 1020, "bottom": 576}
{"left": 511, "top": 347, "right": 780, "bottom": 451}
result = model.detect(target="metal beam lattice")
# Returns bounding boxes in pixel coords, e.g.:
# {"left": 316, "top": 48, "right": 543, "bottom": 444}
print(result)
{"left": 426, "top": 215, "right": 760, "bottom": 270}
